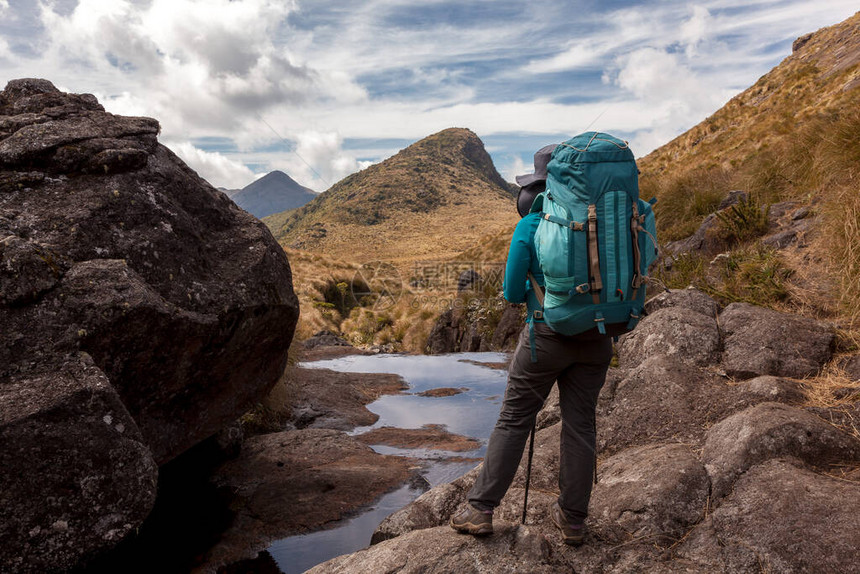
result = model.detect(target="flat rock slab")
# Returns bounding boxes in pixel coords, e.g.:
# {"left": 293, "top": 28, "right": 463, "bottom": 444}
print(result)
{"left": 205, "top": 429, "right": 414, "bottom": 568}
{"left": 356, "top": 424, "right": 481, "bottom": 452}
{"left": 617, "top": 307, "right": 721, "bottom": 368}
{"left": 719, "top": 302, "right": 834, "bottom": 379}
{"left": 290, "top": 366, "right": 407, "bottom": 430}
{"left": 416, "top": 387, "right": 469, "bottom": 397}
{"left": 0, "top": 355, "right": 157, "bottom": 573}
{"left": 702, "top": 402, "right": 860, "bottom": 498}
{"left": 710, "top": 460, "right": 860, "bottom": 574}
{"left": 589, "top": 443, "right": 709, "bottom": 544}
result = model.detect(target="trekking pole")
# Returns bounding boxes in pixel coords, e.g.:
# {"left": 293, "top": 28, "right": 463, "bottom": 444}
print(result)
{"left": 521, "top": 419, "right": 537, "bottom": 524}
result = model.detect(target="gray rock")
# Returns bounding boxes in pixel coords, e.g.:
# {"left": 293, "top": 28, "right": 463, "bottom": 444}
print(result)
{"left": 702, "top": 402, "right": 860, "bottom": 498}
{"left": 664, "top": 213, "right": 723, "bottom": 256}
{"left": 312, "top": 524, "right": 562, "bottom": 574}
{"left": 735, "top": 375, "right": 805, "bottom": 404}
{"left": 0, "top": 354, "right": 158, "bottom": 573}
{"left": 589, "top": 444, "right": 709, "bottom": 544}
{"left": 535, "top": 385, "right": 560, "bottom": 430}
{"left": 720, "top": 302, "right": 834, "bottom": 379}
{"left": 0, "top": 79, "right": 299, "bottom": 464}
{"left": 491, "top": 304, "right": 523, "bottom": 350}
{"left": 617, "top": 307, "right": 721, "bottom": 368}
{"left": 598, "top": 356, "right": 743, "bottom": 454}
{"left": 711, "top": 459, "right": 860, "bottom": 574}
{"left": 717, "top": 190, "right": 748, "bottom": 210}
{"left": 643, "top": 287, "right": 721, "bottom": 318}
{"left": 372, "top": 466, "right": 480, "bottom": 543}
{"left": 0, "top": 235, "right": 67, "bottom": 305}
{"left": 457, "top": 269, "right": 481, "bottom": 292}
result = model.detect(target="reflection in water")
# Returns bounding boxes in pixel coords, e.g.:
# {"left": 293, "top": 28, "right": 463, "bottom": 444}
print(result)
{"left": 268, "top": 352, "right": 509, "bottom": 573}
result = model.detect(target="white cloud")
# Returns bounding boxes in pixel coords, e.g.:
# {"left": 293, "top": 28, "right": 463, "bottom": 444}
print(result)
{"left": 680, "top": 6, "right": 712, "bottom": 57}
{"left": 166, "top": 141, "right": 258, "bottom": 189}
{"left": 500, "top": 154, "right": 529, "bottom": 184}
{"left": 1, "top": 0, "right": 858, "bottom": 189}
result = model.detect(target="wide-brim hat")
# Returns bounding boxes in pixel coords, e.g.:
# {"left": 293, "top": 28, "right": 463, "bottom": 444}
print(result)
{"left": 515, "top": 144, "right": 557, "bottom": 187}
{"left": 516, "top": 181, "right": 544, "bottom": 217}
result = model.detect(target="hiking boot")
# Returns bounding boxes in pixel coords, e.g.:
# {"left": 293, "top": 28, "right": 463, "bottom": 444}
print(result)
{"left": 449, "top": 504, "right": 493, "bottom": 535}
{"left": 550, "top": 502, "right": 585, "bottom": 546}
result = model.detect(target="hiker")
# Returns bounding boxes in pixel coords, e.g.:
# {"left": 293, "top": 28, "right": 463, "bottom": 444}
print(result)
{"left": 449, "top": 143, "right": 614, "bottom": 546}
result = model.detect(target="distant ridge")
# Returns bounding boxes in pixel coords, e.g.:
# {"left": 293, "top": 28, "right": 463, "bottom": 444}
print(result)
{"left": 263, "top": 128, "right": 518, "bottom": 263}
{"left": 232, "top": 170, "right": 317, "bottom": 219}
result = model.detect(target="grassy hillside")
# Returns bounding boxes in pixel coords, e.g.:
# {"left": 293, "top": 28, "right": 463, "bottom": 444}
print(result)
{"left": 265, "top": 128, "right": 519, "bottom": 264}
{"left": 639, "top": 12, "right": 860, "bottom": 329}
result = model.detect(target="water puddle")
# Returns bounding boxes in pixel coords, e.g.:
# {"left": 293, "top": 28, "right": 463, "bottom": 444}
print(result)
{"left": 267, "top": 352, "right": 509, "bottom": 573}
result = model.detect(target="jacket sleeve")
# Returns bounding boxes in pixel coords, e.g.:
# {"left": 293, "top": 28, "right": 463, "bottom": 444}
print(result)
{"left": 503, "top": 219, "right": 531, "bottom": 303}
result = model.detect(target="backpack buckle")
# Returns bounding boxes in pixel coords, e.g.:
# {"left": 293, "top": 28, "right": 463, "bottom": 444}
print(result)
{"left": 575, "top": 283, "right": 590, "bottom": 294}
{"left": 533, "top": 310, "right": 544, "bottom": 320}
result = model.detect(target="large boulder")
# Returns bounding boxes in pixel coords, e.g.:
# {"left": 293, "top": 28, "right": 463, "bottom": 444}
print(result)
{"left": 0, "top": 355, "right": 158, "bottom": 573}
{"left": 598, "top": 356, "right": 740, "bottom": 454}
{"left": 0, "top": 79, "right": 298, "bottom": 571}
{"left": 710, "top": 460, "right": 860, "bottom": 573}
{"left": 588, "top": 444, "right": 709, "bottom": 544}
{"left": 616, "top": 306, "right": 721, "bottom": 368}
{"left": 702, "top": 402, "right": 860, "bottom": 498}
{"left": 719, "top": 302, "right": 834, "bottom": 379}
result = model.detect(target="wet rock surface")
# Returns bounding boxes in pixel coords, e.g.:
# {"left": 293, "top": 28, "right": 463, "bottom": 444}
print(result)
{"left": 0, "top": 79, "right": 298, "bottom": 572}
{"left": 289, "top": 366, "right": 407, "bottom": 430}
{"left": 357, "top": 424, "right": 481, "bottom": 451}
{"left": 203, "top": 429, "right": 416, "bottom": 569}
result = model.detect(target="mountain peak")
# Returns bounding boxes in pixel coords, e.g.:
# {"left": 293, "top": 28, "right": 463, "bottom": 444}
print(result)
{"left": 264, "top": 128, "right": 518, "bottom": 262}
{"left": 232, "top": 170, "right": 316, "bottom": 219}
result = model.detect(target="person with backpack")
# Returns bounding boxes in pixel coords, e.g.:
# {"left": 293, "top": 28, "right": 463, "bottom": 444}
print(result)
{"left": 449, "top": 134, "right": 656, "bottom": 545}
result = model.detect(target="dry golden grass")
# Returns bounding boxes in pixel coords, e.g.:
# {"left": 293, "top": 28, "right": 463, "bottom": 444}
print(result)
{"left": 642, "top": 13, "right": 860, "bottom": 332}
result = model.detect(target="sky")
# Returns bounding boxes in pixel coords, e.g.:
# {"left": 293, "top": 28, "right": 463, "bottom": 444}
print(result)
{"left": 0, "top": 1, "right": 857, "bottom": 191}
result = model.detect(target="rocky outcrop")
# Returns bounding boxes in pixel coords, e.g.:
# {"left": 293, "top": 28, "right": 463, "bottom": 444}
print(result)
{"left": 309, "top": 288, "right": 857, "bottom": 573}
{"left": 720, "top": 302, "right": 834, "bottom": 379}
{"left": 426, "top": 302, "right": 523, "bottom": 354}
{"left": 0, "top": 79, "right": 298, "bottom": 572}
{"left": 702, "top": 402, "right": 860, "bottom": 498}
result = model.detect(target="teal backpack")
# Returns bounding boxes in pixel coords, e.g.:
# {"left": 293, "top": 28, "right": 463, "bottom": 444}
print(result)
{"left": 528, "top": 132, "right": 658, "bottom": 342}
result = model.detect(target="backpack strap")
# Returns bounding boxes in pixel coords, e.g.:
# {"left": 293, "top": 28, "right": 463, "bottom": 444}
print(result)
{"left": 541, "top": 212, "right": 585, "bottom": 231}
{"left": 630, "top": 201, "right": 643, "bottom": 300}
{"left": 587, "top": 204, "right": 602, "bottom": 304}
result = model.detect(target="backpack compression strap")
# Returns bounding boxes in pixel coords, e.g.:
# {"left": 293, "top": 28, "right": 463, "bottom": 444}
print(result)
{"left": 630, "top": 201, "right": 643, "bottom": 300}
{"left": 587, "top": 204, "right": 602, "bottom": 304}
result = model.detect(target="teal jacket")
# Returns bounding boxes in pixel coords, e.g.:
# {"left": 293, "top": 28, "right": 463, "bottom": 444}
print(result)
{"left": 503, "top": 212, "right": 544, "bottom": 321}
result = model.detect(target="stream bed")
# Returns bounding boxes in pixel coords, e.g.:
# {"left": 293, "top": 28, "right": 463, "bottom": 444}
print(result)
{"left": 267, "top": 352, "right": 510, "bottom": 574}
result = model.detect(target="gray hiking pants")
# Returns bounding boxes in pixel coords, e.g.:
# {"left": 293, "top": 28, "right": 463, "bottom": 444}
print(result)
{"left": 468, "top": 321, "right": 612, "bottom": 524}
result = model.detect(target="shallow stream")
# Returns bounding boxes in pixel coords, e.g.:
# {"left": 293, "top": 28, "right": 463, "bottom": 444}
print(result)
{"left": 267, "top": 352, "right": 510, "bottom": 574}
